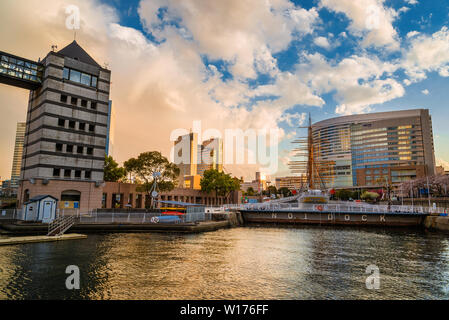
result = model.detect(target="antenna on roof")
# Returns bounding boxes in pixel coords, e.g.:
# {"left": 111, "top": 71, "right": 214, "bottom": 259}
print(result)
{"left": 51, "top": 45, "right": 58, "bottom": 52}
{"left": 74, "top": 30, "right": 77, "bottom": 41}
{"left": 103, "top": 62, "right": 109, "bottom": 69}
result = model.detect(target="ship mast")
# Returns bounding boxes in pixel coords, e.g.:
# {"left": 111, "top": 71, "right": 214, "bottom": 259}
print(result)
{"left": 288, "top": 113, "right": 330, "bottom": 191}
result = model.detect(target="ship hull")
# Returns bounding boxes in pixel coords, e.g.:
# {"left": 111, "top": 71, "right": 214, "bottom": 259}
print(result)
{"left": 240, "top": 210, "right": 426, "bottom": 227}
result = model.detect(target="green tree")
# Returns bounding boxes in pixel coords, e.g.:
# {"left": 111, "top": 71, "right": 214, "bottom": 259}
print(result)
{"left": 266, "top": 186, "right": 277, "bottom": 198}
{"left": 200, "top": 169, "right": 241, "bottom": 204}
{"left": 278, "top": 187, "right": 292, "bottom": 197}
{"left": 245, "top": 187, "right": 256, "bottom": 196}
{"left": 351, "top": 191, "right": 360, "bottom": 200}
{"left": 335, "top": 189, "right": 352, "bottom": 201}
{"left": 223, "top": 176, "right": 241, "bottom": 203}
{"left": 361, "top": 191, "right": 380, "bottom": 202}
{"left": 124, "top": 151, "right": 180, "bottom": 208}
{"left": 104, "top": 155, "right": 126, "bottom": 182}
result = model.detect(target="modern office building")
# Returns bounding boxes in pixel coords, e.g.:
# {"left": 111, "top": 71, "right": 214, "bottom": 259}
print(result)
{"left": 15, "top": 41, "right": 111, "bottom": 211}
{"left": 197, "top": 138, "right": 223, "bottom": 176}
{"left": 174, "top": 133, "right": 223, "bottom": 189}
{"left": 105, "top": 100, "right": 115, "bottom": 157}
{"left": 311, "top": 109, "right": 436, "bottom": 189}
{"left": 10, "top": 122, "right": 26, "bottom": 189}
{"left": 275, "top": 176, "right": 306, "bottom": 191}
{"left": 241, "top": 172, "right": 267, "bottom": 193}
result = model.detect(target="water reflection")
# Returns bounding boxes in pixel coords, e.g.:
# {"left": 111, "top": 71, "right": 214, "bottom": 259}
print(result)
{"left": 0, "top": 227, "right": 448, "bottom": 300}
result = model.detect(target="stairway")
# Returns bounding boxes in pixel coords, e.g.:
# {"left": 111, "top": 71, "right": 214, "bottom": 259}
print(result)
{"left": 47, "top": 215, "right": 76, "bottom": 236}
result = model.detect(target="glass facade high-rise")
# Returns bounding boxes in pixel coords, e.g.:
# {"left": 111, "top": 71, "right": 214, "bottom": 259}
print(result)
{"left": 11, "top": 122, "right": 26, "bottom": 188}
{"left": 312, "top": 109, "right": 436, "bottom": 189}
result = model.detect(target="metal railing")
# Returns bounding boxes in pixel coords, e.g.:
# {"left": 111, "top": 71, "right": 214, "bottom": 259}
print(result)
{"left": 76, "top": 209, "right": 219, "bottom": 225}
{"left": 239, "top": 201, "right": 447, "bottom": 215}
{"left": 0, "top": 209, "right": 20, "bottom": 220}
{"left": 47, "top": 215, "right": 76, "bottom": 236}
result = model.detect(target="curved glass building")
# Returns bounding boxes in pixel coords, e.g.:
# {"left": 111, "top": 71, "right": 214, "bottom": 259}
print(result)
{"left": 312, "top": 109, "right": 436, "bottom": 189}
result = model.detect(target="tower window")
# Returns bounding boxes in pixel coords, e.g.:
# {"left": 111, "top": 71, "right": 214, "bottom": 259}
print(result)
{"left": 69, "top": 70, "right": 81, "bottom": 83}
{"left": 60, "top": 95, "right": 68, "bottom": 103}
{"left": 63, "top": 68, "right": 69, "bottom": 80}
{"left": 53, "top": 168, "right": 61, "bottom": 177}
{"left": 58, "top": 119, "right": 65, "bottom": 127}
{"left": 87, "top": 147, "right": 93, "bottom": 155}
{"left": 91, "top": 102, "right": 97, "bottom": 110}
{"left": 81, "top": 73, "right": 91, "bottom": 86}
{"left": 64, "top": 169, "right": 71, "bottom": 178}
{"left": 77, "top": 146, "right": 83, "bottom": 154}
{"left": 81, "top": 99, "right": 87, "bottom": 107}
{"left": 85, "top": 171, "right": 92, "bottom": 179}
{"left": 69, "top": 121, "right": 76, "bottom": 129}
{"left": 56, "top": 143, "right": 63, "bottom": 152}
{"left": 89, "top": 124, "right": 95, "bottom": 132}
{"left": 75, "top": 170, "right": 82, "bottom": 179}
{"left": 66, "top": 145, "right": 74, "bottom": 153}
{"left": 79, "top": 123, "right": 86, "bottom": 131}
{"left": 71, "top": 97, "right": 78, "bottom": 105}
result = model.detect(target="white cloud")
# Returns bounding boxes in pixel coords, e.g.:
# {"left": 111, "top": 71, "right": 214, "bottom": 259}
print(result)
{"left": 406, "top": 31, "right": 420, "bottom": 38}
{"left": 403, "top": 27, "right": 449, "bottom": 82}
{"left": 319, "top": 0, "right": 400, "bottom": 50}
{"left": 296, "top": 53, "right": 403, "bottom": 114}
{"left": 436, "top": 158, "right": 449, "bottom": 171}
{"left": 279, "top": 113, "right": 307, "bottom": 127}
{"left": 138, "top": 0, "right": 320, "bottom": 79}
{"left": 314, "top": 36, "right": 331, "bottom": 49}
{"left": 422, "top": 89, "right": 429, "bottom": 95}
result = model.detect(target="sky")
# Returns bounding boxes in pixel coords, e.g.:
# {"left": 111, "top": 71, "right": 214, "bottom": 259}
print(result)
{"left": 0, "top": 0, "right": 449, "bottom": 182}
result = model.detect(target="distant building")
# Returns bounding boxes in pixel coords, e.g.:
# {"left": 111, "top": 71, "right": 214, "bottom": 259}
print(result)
{"left": 11, "top": 122, "right": 26, "bottom": 189}
{"left": 1, "top": 180, "right": 15, "bottom": 197}
{"left": 241, "top": 172, "right": 267, "bottom": 193}
{"left": 174, "top": 133, "right": 223, "bottom": 189}
{"left": 436, "top": 166, "right": 446, "bottom": 176}
{"left": 105, "top": 100, "right": 115, "bottom": 157}
{"left": 197, "top": 138, "right": 223, "bottom": 176}
{"left": 102, "top": 182, "right": 241, "bottom": 208}
{"left": 312, "top": 109, "right": 436, "bottom": 189}
{"left": 275, "top": 176, "right": 306, "bottom": 191}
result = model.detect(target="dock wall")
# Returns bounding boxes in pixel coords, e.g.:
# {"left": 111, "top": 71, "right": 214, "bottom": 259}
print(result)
{"left": 424, "top": 216, "right": 449, "bottom": 232}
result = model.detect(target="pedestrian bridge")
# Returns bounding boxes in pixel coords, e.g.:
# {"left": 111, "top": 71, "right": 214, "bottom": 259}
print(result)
{"left": 0, "top": 51, "right": 43, "bottom": 90}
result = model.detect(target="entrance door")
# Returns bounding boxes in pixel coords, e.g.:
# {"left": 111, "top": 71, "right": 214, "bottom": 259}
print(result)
{"left": 42, "top": 201, "right": 53, "bottom": 222}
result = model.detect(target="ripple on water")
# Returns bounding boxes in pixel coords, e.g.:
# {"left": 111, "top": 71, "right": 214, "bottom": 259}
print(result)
{"left": 0, "top": 227, "right": 448, "bottom": 300}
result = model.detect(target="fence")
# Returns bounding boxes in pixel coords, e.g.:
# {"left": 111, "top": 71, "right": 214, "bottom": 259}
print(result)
{"left": 240, "top": 201, "right": 447, "bottom": 215}
{"left": 0, "top": 209, "right": 20, "bottom": 220}
{"left": 76, "top": 208, "right": 221, "bottom": 224}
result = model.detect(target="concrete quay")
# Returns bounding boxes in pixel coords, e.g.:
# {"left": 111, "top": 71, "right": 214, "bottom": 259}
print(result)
{"left": 0, "top": 234, "right": 87, "bottom": 246}
{"left": 424, "top": 216, "right": 449, "bottom": 232}
{"left": 0, "top": 219, "right": 235, "bottom": 236}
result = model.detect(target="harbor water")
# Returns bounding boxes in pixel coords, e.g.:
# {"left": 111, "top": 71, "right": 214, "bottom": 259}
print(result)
{"left": 0, "top": 226, "right": 448, "bottom": 300}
